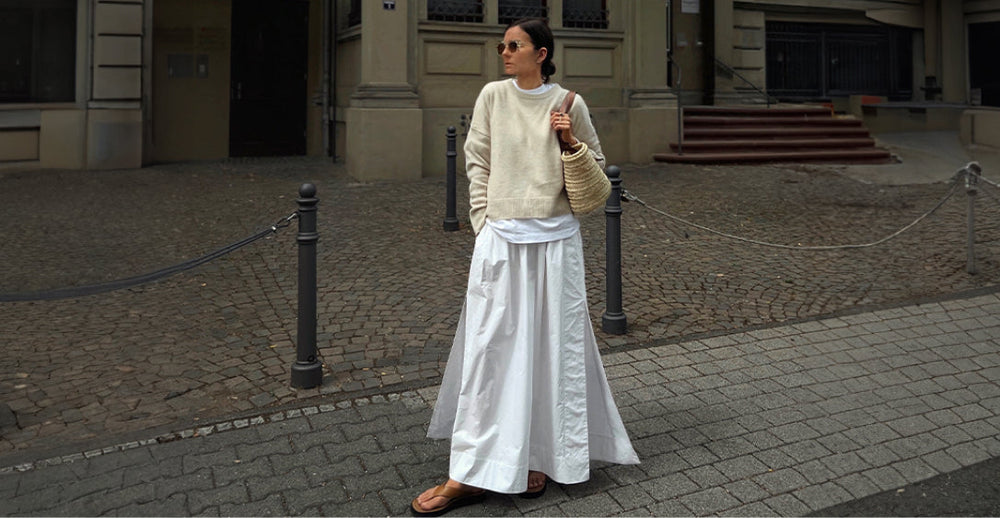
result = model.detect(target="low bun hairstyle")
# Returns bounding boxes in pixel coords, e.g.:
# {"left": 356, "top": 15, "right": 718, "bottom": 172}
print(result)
{"left": 508, "top": 17, "right": 556, "bottom": 83}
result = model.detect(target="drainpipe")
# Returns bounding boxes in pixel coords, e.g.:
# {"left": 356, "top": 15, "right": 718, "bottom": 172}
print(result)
{"left": 329, "top": 0, "right": 338, "bottom": 160}
{"left": 321, "top": 0, "right": 331, "bottom": 157}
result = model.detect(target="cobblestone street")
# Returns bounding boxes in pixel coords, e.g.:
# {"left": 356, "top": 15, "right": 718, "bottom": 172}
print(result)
{"left": 2, "top": 156, "right": 999, "bottom": 465}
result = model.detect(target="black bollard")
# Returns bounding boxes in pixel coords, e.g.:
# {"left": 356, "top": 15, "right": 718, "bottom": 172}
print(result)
{"left": 602, "top": 166, "right": 627, "bottom": 335}
{"left": 291, "top": 183, "right": 323, "bottom": 389}
{"left": 966, "top": 162, "right": 981, "bottom": 275}
{"left": 443, "top": 126, "right": 460, "bottom": 232}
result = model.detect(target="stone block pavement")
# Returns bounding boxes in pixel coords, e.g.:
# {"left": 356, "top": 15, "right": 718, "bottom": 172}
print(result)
{"left": 2, "top": 291, "right": 999, "bottom": 516}
{"left": 2, "top": 155, "right": 1000, "bottom": 515}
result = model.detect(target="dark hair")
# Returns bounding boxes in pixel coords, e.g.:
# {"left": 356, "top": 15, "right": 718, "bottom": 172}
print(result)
{"left": 507, "top": 17, "right": 556, "bottom": 83}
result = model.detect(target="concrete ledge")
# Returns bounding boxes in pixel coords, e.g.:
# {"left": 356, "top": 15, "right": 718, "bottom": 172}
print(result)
{"left": 40, "top": 110, "right": 86, "bottom": 169}
{"left": 861, "top": 102, "right": 966, "bottom": 134}
{"left": 86, "top": 109, "right": 142, "bottom": 170}
{"left": 848, "top": 94, "right": 887, "bottom": 118}
{"left": 960, "top": 108, "right": 1000, "bottom": 149}
{"left": 0, "top": 129, "right": 40, "bottom": 162}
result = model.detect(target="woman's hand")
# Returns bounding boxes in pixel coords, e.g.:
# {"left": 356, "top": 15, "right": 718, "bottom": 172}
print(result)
{"left": 550, "top": 110, "right": 578, "bottom": 147}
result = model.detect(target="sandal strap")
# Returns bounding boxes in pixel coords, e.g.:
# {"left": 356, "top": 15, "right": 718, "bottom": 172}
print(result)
{"left": 431, "top": 484, "right": 482, "bottom": 500}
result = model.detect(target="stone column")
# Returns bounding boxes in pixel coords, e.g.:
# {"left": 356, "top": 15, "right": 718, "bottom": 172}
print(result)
{"left": 627, "top": 0, "right": 676, "bottom": 162}
{"left": 85, "top": 0, "right": 146, "bottom": 169}
{"left": 709, "top": 0, "right": 737, "bottom": 105}
{"left": 346, "top": 0, "right": 422, "bottom": 180}
{"left": 923, "top": 0, "right": 940, "bottom": 99}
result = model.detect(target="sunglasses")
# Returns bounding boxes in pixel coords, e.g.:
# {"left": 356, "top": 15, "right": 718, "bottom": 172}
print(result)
{"left": 497, "top": 40, "right": 532, "bottom": 55}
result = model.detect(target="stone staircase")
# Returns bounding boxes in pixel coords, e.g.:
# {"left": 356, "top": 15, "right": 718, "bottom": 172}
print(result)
{"left": 653, "top": 105, "right": 894, "bottom": 164}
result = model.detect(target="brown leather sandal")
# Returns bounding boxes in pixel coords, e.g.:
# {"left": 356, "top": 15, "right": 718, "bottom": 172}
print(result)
{"left": 410, "top": 483, "right": 486, "bottom": 517}
{"left": 519, "top": 473, "right": 548, "bottom": 499}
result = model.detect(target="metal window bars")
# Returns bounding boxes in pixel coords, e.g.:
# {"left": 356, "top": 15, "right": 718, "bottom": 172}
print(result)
{"left": 498, "top": 1, "right": 549, "bottom": 25}
{"left": 563, "top": 6, "right": 608, "bottom": 29}
{"left": 428, "top": 0, "right": 484, "bottom": 23}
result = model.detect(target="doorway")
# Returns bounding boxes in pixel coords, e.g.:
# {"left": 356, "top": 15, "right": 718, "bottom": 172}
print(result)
{"left": 229, "top": 0, "right": 308, "bottom": 156}
{"left": 969, "top": 21, "right": 1000, "bottom": 107}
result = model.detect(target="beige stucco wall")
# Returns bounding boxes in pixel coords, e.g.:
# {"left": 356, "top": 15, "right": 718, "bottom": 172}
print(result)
{"left": 306, "top": 0, "right": 325, "bottom": 157}
{"left": 150, "top": 0, "right": 231, "bottom": 162}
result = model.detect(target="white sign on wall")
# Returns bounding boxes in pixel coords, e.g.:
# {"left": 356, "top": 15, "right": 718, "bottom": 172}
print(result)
{"left": 682, "top": 0, "right": 699, "bottom": 14}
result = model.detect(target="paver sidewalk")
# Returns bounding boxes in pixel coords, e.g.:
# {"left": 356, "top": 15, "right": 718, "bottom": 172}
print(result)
{"left": 4, "top": 158, "right": 1000, "bottom": 460}
{"left": 3, "top": 291, "right": 998, "bottom": 516}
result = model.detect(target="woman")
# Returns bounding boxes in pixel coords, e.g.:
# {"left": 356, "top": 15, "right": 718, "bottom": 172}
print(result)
{"left": 411, "top": 18, "right": 639, "bottom": 517}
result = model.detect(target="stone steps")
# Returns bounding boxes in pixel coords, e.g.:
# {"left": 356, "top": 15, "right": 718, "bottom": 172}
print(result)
{"left": 655, "top": 105, "right": 893, "bottom": 165}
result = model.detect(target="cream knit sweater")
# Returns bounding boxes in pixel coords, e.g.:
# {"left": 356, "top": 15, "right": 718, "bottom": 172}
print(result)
{"left": 464, "top": 79, "right": 606, "bottom": 234}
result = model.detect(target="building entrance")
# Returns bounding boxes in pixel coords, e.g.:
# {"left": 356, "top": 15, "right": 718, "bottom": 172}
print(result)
{"left": 969, "top": 21, "right": 1000, "bottom": 107}
{"left": 229, "top": 0, "right": 308, "bottom": 156}
{"left": 766, "top": 22, "right": 912, "bottom": 102}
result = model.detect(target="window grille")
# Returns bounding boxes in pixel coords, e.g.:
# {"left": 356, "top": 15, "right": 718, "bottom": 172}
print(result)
{"left": 428, "top": 0, "right": 484, "bottom": 23}
{"left": 498, "top": 0, "right": 548, "bottom": 25}
{"left": 563, "top": 0, "right": 608, "bottom": 29}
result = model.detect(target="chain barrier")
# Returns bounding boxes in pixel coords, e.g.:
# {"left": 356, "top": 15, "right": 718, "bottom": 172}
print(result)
{"left": 0, "top": 212, "right": 300, "bottom": 303}
{"left": 620, "top": 164, "right": 993, "bottom": 252}
{"left": 979, "top": 182, "right": 1000, "bottom": 204}
{"left": 974, "top": 174, "right": 1000, "bottom": 207}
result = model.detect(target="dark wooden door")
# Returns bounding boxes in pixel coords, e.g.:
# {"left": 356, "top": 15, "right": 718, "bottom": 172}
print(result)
{"left": 230, "top": 0, "right": 308, "bottom": 157}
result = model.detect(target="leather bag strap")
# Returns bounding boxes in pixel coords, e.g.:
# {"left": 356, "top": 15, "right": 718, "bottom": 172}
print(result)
{"left": 556, "top": 90, "right": 577, "bottom": 153}
{"left": 559, "top": 90, "right": 576, "bottom": 114}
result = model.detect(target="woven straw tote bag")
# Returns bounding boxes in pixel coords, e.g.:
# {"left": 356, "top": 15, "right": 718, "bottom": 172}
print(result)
{"left": 557, "top": 91, "right": 610, "bottom": 214}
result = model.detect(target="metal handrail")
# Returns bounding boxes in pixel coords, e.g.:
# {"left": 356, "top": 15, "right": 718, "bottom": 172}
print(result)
{"left": 714, "top": 57, "right": 776, "bottom": 107}
{"left": 669, "top": 57, "right": 683, "bottom": 155}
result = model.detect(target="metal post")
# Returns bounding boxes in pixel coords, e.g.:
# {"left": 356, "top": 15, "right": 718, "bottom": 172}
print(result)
{"left": 444, "top": 126, "right": 460, "bottom": 232}
{"left": 602, "top": 166, "right": 627, "bottom": 335}
{"left": 966, "top": 162, "right": 981, "bottom": 275}
{"left": 292, "top": 183, "right": 323, "bottom": 388}
{"left": 670, "top": 58, "right": 683, "bottom": 156}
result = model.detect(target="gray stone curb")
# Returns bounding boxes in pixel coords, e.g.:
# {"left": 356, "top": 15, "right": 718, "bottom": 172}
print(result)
{"left": 0, "top": 390, "right": 430, "bottom": 474}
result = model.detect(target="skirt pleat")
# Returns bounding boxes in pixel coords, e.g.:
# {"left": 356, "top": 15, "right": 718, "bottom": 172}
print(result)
{"left": 428, "top": 226, "right": 639, "bottom": 494}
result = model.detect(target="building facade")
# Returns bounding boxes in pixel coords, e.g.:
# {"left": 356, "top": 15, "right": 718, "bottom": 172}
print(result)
{"left": 2, "top": 0, "right": 999, "bottom": 177}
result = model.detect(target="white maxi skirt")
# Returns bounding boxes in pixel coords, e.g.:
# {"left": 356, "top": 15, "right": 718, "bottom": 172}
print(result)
{"left": 427, "top": 225, "right": 640, "bottom": 494}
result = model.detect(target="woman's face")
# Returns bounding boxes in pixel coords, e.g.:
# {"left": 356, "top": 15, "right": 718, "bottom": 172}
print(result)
{"left": 501, "top": 25, "right": 544, "bottom": 79}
